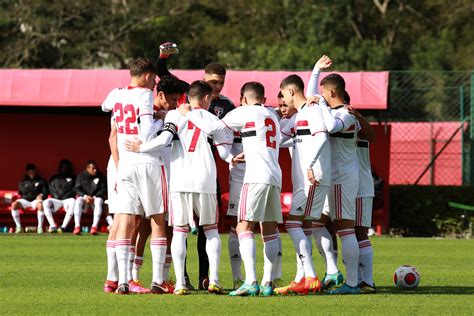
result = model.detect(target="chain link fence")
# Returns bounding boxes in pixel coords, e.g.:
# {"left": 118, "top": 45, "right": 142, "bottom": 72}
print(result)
{"left": 384, "top": 71, "right": 472, "bottom": 186}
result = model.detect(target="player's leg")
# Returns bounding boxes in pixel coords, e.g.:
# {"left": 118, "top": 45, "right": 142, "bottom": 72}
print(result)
{"left": 105, "top": 213, "right": 119, "bottom": 293}
{"left": 11, "top": 199, "right": 27, "bottom": 233}
{"left": 90, "top": 197, "right": 104, "bottom": 235}
{"left": 196, "top": 225, "right": 210, "bottom": 289}
{"left": 60, "top": 198, "right": 75, "bottom": 231}
{"left": 150, "top": 213, "right": 168, "bottom": 293}
{"left": 326, "top": 219, "right": 339, "bottom": 262}
{"left": 43, "top": 198, "right": 58, "bottom": 231}
{"left": 328, "top": 183, "right": 360, "bottom": 294}
{"left": 132, "top": 218, "right": 151, "bottom": 282}
{"left": 73, "top": 197, "right": 85, "bottom": 235}
{"left": 115, "top": 213, "right": 136, "bottom": 294}
{"left": 355, "top": 197, "right": 375, "bottom": 293}
{"left": 196, "top": 193, "right": 221, "bottom": 294}
{"left": 34, "top": 200, "right": 45, "bottom": 234}
{"left": 273, "top": 227, "right": 283, "bottom": 287}
{"left": 227, "top": 180, "right": 244, "bottom": 288}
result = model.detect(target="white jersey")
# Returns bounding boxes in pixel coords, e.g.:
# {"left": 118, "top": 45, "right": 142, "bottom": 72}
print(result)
{"left": 328, "top": 105, "right": 359, "bottom": 184}
{"left": 229, "top": 131, "right": 245, "bottom": 182}
{"left": 222, "top": 105, "right": 282, "bottom": 188}
{"left": 357, "top": 140, "right": 374, "bottom": 197}
{"left": 165, "top": 108, "right": 229, "bottom": 194}
{"left": 101, "top": 86, "right": 162, "bottom": 166}
{"left": 280, "top": 115, "right": 296, "bottom": 158}
{"left": 285, "top": 105, "right": 331, "bottom": 187}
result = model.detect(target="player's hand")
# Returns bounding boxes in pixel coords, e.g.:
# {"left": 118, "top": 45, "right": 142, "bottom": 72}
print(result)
{"left": 315, "top": 55, "right": 332, "bottom": 69}
{"left": 306, "top": 95, "right": 321, "bottom": 105}
{"left": 307, "top": 169, "right": 320, "bottom": 186}
{"left": 232, "top": 152, "right": 245, "bottom": 165}
{"left": 178, "top": 103, "right": 192, "bottom": 116}
{"left": 159, "top": 42, "right": 179, "bottom": 58}
{"left": 36, "top": 194, "right": 43, "bottom": 201}
{"left": 84, "top": 195, "right": 93, "bottom": 205}
{"left": 124, "top": 138, "right": 142, "bottom": 153}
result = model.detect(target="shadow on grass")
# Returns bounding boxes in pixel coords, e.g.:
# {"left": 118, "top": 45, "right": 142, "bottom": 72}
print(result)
{"left": 376, "top": 286, "right": 474, "bottom": 295}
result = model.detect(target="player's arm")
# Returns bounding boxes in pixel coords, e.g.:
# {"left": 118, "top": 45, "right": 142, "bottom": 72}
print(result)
{"left": 318, "top": 99, "right": 344, "bottom": 133}
{"left": 279, "top": 119, "right": 294, "bottom": 147}
{"left": 138, "top": 91, "right": 158, "bottom": 142}
{"left": 95, "top": 176, "right": 107, "bottom": 199}
{"left": 306, "top": 55, "right": 332, "bottom": 98}
{"left": 306, "top": 131, "right": 328, "bottom": 186}
{"left": 108, "top": 119, "right": 119, "bottom": 169}
{"left": 101, "top": 90, "right": 116, "bottom": 112}
{"left": 39, "top": 179, "right": 48, "bottom": 200}
{"left": 74, "top": 175, "right": 86, "bottom": 197}
{"left": 125, "top": 122, "right": 176, "bottom": 153}
{"left": 349, "top": 106, "right": 376, "bottom": 142}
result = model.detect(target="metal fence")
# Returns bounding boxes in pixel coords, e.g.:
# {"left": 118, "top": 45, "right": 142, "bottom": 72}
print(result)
{"left": 384, "top": 71, "right": 472, "bottom": 186}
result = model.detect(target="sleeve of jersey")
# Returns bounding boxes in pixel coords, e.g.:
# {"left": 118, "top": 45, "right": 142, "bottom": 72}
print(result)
{"left": 216, "top": 144, "right": 233, "bottom": 163}
{"left": 306, "top": 64, "right": 321, "bottom": 97}
{"left": 336, "top": 110, "right": 357, "bottom": 132}
{"left": 101, "top": 90, "right": 115, "bottom": 112}
{"left": 221, "top": 109, "right": 244, "bottom": 131}
{"left": 279, "top": 120, "right": 293, "bottom": 147}
{"left": 318, "top": 99, "right": 344, "bottom": 133}
{"left": 139, "top": 122, "right": 175, "bottom": 153}
{"left": 307, "top": 132, "right": 328, "bottom": 169}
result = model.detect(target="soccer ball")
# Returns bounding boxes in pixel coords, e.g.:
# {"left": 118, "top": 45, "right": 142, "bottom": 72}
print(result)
{"left": 393, "top": 265, "right": 421, "bottom": 289}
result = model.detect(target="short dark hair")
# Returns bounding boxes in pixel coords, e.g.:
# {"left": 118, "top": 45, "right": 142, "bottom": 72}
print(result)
{"left": 240, "top": 81, "right": 265, "bottom": 101}
{"left": 277, "top": 91, "right": 283, "bottom": 99}
{"left": 343, "top": 91, "right": 351, "bottom": 104}
{"left": 25, "top": 163, "right": 36, "bottom": 171}
{"left": 280, "top": 74, "right": 304, "bottom": 92}
{"left": 156, "top": 75, "right": 183, "bottom": 95}
{"left": 204, "top": 62, "right": 226, "bottom": 76}
{"left": 86, "top": 160, "right": 97, "bottom": 167}
{"left": 129, "top": 57, "right": 156, "bottom": 77}
{"left": 188, "top": 80, "right": 212, "bottom": 99}
{"left": 320, "top": 73, "right": 346, "bottom": 97}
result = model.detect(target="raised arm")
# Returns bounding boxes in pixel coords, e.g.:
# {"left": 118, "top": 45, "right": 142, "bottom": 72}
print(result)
{"left": 306, "top": 55, "right": 332, "bottom": 97}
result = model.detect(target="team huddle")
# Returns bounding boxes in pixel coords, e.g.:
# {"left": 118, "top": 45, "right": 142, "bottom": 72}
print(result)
{"left": 102, "top": 43, "right": 376, "bottom": 296}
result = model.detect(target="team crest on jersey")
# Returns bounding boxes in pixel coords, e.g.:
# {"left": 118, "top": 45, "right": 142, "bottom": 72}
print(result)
{"left": 93, "top": 178, "right": 99, "bottom": 184}
{"left": 66, "top": 178, "right": 72, "bottom": 182}
{"left": 213, "top": 106, "right": 224, "bottom": 118}
{"left": 35, "top": 182, "right": 39, "bottom": 187}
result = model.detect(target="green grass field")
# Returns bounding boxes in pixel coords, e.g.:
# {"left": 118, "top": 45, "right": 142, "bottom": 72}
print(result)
{"left": 0, "top": 234, "right": 473, "bottom": 315}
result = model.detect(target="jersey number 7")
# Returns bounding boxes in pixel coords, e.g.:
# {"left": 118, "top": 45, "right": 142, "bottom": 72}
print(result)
{"left": 114, "top": 103, "right": 138, "bottom": 135}
{"left": 187, "top": 121, "right": 201, "bottom": 152}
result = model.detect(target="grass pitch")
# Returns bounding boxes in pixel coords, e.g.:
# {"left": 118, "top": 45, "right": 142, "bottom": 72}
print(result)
{"left": 0, "top": 234, "right": 473, "bottom": 315}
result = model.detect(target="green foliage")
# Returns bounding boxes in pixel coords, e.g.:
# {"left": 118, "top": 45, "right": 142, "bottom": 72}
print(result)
{"left": 390, "top": 185, "right": 474, "bottom": 236}
{"left": 1, "top": 235, "right": 474, "bottom": 314}
{"left": 0, "top": 0, "right": 472, "bottom": 70}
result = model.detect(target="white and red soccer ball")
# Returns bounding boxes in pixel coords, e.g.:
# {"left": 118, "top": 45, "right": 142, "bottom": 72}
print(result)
{"left": 394, "top": 265, "right": 421, "bottom": 289}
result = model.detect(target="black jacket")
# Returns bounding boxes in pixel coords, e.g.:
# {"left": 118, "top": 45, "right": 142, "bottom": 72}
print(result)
{"left": 49, "top": 174, "right": 76, "bottom": 200}
{"left": 18, "top": 176, "right": 48, "bottom": 202}
{"left": 74, "top": 171, "right": 106, "bottom": 199}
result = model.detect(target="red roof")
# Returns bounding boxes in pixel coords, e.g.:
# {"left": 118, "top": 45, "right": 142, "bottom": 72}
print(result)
{"left": 0, "top": 69, "right": 389, "bottom": 109}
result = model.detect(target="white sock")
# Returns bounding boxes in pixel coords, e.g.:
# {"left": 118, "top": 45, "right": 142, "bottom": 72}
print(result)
{"left": 286, "top": 220, "right": 316, "bottom": 278}
{"left": 43, "top": 203, "right": 57, "bottom": 228}
{"left": 238, "top": 231, "right": 257, "bottom": 284}
{"left": 37, "top": 211, "right": 45, "bottom": 229}
{"left": 92, "top": 203, "right": 102, "bottom": 228}
{"left": 128, "top": 246, "right": 135, "bottom": 282}
{"left": 338, "top": 229, "right": 359, "bottom": 287}
{"left": 313, "top": 223, "right": 339, "bottom": 274}
{"left": 163, "top": 254, "right": 172, "bottom": 282}
{"left": 151, "top": 237, "right": 167, "bottom": 285}
{"left": 73, "top": 199, "right": 83, "bottom": 228}
{"left": 295, "top": 252, "right": 304, "bottom": 281}
{"left": 171, "top": 227, "right": 188, "bottom": 289}
{"left": 61, "top": 207, "right": 74, "bottom": 229}
{"left": 106, "top": 240, "right": 118, "bottom": 281}
{"left": 274, "top": 230, "right": 283, "bottom": 280}
{"left": 106, "top": 215, "right": 114, "bottom": 227}
{"left": 228, "top": 227, "right": 242, "bottom": 281}
{"left": 262, "top": 233, "right": 278, "bottom": 285}
{"left": 204, "top": 225, "right": 221, "bottom": 286}
{"left": 358, "top": 239, "right": 374, "bottom": 286}
{"left": 115, "top": 239, "right": 131, "bottom": 285}
{"left": 132, "top": 256, "right": 143, "bottom": 281}
{"left": 11, "top": 210, "right": 21, "bottom": 228}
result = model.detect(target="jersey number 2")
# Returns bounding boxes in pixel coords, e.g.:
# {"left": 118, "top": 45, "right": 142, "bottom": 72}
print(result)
{"left": 114, "top": 103, "right": 138, "bottom": 135}
{"left": 265, "top": 118, "right": 277, "bottom": 149}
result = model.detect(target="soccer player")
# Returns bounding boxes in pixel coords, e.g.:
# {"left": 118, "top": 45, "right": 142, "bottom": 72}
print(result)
{"left": 273, "top": 74, "right": 332, "bottom": 295}
{"left": 43, "top": 159, "right": 76, "bottom": 233}
{"left": 317, "top": 74, "right": 361, "bottom": 294}
{"left": 125, "top": 80, "right": 235, "bottom": 295}
{"left": 10, "top": 163, "right": 48, "bottom": 233}
{"left": 72, "top": 160, "right": 106, "bottom": 235}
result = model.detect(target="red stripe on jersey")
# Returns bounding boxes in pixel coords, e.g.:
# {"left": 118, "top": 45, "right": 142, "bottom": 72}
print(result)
{"left": 296, "top": 120, "right": 309, "bottom": 127}
{"left": 244, "top": 122, "right": 255, "bottom": 128}
{"left": 234, "top": 131, "right": 240, "bottom": 137}
{"left": 346, "top": 124, "right": 356, "bottom": 131}
{"left": 187, "top": 121, "right": 195, "bottom": 129}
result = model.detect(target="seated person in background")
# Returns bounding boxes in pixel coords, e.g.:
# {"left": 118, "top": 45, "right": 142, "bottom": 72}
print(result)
{"left": 10, "top": 163, "right": 48, "bottom": 234}
{"left": 73, "top": 160, "right": 107, "bottom": 235}
{"left": 43, "top": 159, "right": 76, "bottom": 233}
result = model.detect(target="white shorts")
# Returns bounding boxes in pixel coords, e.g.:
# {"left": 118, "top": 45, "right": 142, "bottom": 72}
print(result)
{"left": 43, "top": 198, "right": 75, "bottom": 213}
{"left": 329, "top": 182, "right": 359, "bottom": 221}
{"left": 169, "top": 192, "right": 217, "bottom": 226}
{"left": 238, "top": 183, "right": 282, "bottom": 223}
{"left": 116, "top": 163, "right": 168, "bottom": 217}
{"left": 227, "top": 180, "right": 244, "bottom": 217}
{"left": 290, "top": 185, "right": 329, "bottom": 220}
{"left": 15, "top": 198, "right": 41, "bottom": 210}
{"left": 107, "top": 164, "right": 117, "bottom": 214}
{"left": 356, "top": 197, "right": 373, "bottom": 227}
